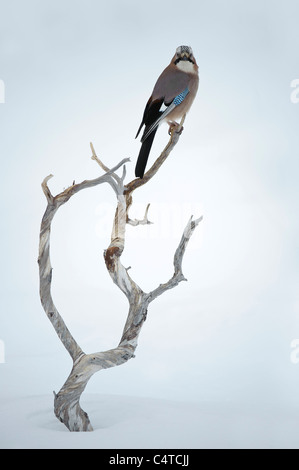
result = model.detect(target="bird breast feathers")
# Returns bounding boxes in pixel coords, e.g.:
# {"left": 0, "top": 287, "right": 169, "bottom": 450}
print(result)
{"left": 152, "top": 64, "right": 198, "bottom": 104}
{"left": 176, "top": 60, "right": 197, "bottom": 74}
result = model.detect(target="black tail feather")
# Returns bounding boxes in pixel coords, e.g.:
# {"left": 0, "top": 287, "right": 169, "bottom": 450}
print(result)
{"left": 135, "top": 127, "right": 158, "bottom": 178}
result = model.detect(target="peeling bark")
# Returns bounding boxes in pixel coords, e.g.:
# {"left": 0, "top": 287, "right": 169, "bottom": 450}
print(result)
{"left": 38, "top": 118, "right": 202, "bottom": 431}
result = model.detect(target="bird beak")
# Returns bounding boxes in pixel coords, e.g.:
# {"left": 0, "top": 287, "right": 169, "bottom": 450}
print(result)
{"left": 180, "top": 52, "right": 191, "bottom": 61}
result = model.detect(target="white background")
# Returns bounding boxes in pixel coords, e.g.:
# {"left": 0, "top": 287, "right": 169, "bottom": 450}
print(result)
{"left": 0, "top": 0, "right": 299, "bottom": 448}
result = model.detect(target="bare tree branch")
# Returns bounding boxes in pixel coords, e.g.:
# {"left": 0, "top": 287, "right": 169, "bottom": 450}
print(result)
{"left": 123, "top": 114, "right": 185, "bottom": 228}
{"left": 38, "top": 122, "right": 201, "bottom": 432}
{"left": 125, "top": 114, "right": 186, "bottom": 196}
{"left": 146, "top": 216, "right": 203, "bottom": 303}
{"left": 127, "top": 203, "right": 152, "bottom": 226}
{"left": 90, "top": 141, "right": 127, "bottom": 188}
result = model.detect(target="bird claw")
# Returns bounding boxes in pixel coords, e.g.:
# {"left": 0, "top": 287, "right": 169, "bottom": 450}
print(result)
{"left": 168, "top": 121, "right": 184, "bottom": 136}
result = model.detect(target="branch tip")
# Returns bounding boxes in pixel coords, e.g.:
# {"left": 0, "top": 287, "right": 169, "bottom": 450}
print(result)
{"left": 193, "top": 215, "right": 203, "bottom": 227}
{"left": 42, "top": 174, "right": 54, "bottom": 184}
{"left": 41, "top": 174, "right": 54, "bottom": 202}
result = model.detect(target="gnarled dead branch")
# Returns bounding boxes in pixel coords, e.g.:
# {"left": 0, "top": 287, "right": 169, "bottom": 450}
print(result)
{"left": 38, "top": 119, "right": 202, "bottom": 431}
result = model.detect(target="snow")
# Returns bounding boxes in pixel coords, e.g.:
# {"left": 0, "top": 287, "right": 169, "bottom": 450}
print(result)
{"left": 1, "top": 393, "right": 299, "bottom": 449}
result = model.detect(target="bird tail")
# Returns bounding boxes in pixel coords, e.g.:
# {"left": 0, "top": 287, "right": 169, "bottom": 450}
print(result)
{"left": 135, "top": 126, "right": 158, "bottom": 178}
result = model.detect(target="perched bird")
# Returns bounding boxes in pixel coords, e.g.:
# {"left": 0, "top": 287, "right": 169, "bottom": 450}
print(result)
{"left": 135, "top": 45, "right": 199, "bottom": 178}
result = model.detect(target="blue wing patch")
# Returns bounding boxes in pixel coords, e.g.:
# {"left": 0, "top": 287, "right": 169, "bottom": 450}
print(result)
{"left": 141, "top": 87, "right": 190, "bottom": 142}
{"left": 173, "top": 87, "right": 189, "bottom": 106}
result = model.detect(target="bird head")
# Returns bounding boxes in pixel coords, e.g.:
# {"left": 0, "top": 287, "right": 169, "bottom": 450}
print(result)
{"left": 174, "top": 46, "right": 196, "bottom": 64}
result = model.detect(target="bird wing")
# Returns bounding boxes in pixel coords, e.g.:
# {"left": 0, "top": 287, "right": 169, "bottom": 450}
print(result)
{"left": 140, "top": 87, "right": 189, "bottom": 142}
{"left": 135, "top": 98, "right": 164, "bottom": 139}
{"left": 136, "top": 66, "right": 191, "bottom": 142}
{"left": 152, "top": 65, "right": 191, "bottom": 104}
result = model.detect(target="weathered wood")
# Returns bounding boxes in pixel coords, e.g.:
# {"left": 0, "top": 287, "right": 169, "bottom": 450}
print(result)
{"left": 38, "top": 120, "right": 202, "bottom": 431}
